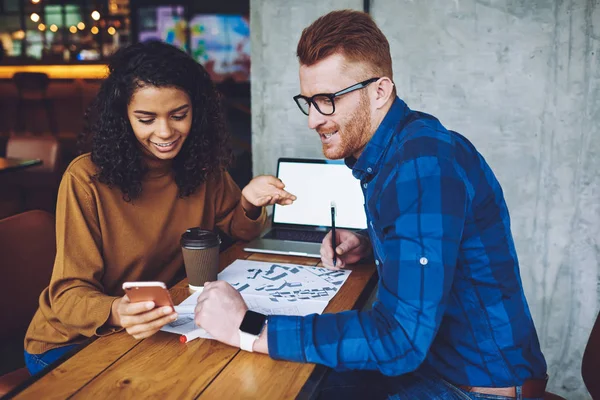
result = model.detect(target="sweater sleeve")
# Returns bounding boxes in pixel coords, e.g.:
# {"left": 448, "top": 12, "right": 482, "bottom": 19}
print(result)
{"left": 213, "top": 171, "right": 267, "bottom": 241}
{"left": 47, "top": 171, "right": 121, "bottom": 337}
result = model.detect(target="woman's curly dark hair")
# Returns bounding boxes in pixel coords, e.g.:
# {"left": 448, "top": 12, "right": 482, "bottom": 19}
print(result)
{"left": 81, "top": 41, "right": 232, "bottom": 201}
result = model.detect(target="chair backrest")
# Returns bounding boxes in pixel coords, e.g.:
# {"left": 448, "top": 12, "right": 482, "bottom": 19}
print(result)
{"left": 12, "top": 72, "right": 50, "bottom": 94}
{"left": 582, "top": 311, "right": 600, "bottom": 399}
{"left": 0, "top": 210, "right": 56, "bottom": 341}
{"left": 6, "top": 135, "right": 61, "bottom": 173}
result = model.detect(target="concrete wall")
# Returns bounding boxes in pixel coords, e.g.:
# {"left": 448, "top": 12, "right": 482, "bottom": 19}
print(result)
{"left": 251, "top": 1, "right": 600, "bottom": 398}
{"left": 250, "top": 0, "right": 363, "bottom": 166}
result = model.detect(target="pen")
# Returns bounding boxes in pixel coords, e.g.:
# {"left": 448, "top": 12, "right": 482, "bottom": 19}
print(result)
{"left": 179, "top": 328, "right": 208, "bottom": 343}
{"left": 331, "top": 201, "right": 336, "bottom": 267}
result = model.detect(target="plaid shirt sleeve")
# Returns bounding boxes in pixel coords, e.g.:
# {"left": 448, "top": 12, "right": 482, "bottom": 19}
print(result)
{"left": 267, "top": 153, "right": 469, "bottom": 375}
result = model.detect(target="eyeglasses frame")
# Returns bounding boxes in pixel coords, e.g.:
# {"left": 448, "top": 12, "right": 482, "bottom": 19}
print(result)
{"left": 293, "top": 77, "right": 380, "bottom": 116}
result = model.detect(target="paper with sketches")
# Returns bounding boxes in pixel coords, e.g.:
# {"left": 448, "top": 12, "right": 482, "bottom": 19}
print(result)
{"left": 161, "top": 287, "right": 213, "bottom": 339}
{"left": 161, "top": 259, "right": 350, "bottom": 338}
{"left": 220, "top": 259, "right": 351, "bottom": 315}
{"left": 160, "top": 315, "right": 213, "bottom": 339}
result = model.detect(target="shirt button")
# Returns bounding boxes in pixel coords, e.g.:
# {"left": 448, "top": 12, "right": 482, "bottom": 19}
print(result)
{"left": 363, "top": 183, "right": 368, "bottom": 189}
{"left": 419, "top": 257, "right": 428, "bottom": 266}
{"left": 367, "top": 167, "right": 373, "bottom": 173}
{"left": 375, "top": 259, "right": 380, "bottom": 266}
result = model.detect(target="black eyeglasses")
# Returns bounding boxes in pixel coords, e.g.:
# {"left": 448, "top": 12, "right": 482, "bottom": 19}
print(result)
{"left": 293, "top": 77, "right": 380, "bottom": 116}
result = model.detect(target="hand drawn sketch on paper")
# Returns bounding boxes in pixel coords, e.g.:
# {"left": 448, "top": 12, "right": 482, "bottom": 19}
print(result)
{"left": 168, "top": 316, "right": 194, "bottom": 327}
{"left": 161, "top": 314, "right": 213, "bottom": 340}
{"left": 306, "top": 268, "right": 348, "bottom": 285}
{"left": 220, "top": 259, "right": 351, "bottom": 315}
{"left": 161, "top": 259, "right": 352, "bottom": 339}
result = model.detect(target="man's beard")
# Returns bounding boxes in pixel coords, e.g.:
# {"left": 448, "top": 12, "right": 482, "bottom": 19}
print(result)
{"left": 322, "top": 92, "right": 371, "bottom": 160}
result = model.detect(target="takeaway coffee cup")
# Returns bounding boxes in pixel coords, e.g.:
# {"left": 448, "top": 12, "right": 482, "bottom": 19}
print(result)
{"left": 180, "top": 228, "right": 221, "bottom": 291}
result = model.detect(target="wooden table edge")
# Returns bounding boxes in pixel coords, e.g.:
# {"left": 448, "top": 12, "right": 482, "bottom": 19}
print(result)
{"left": 3, "top": 339, "right": 96, "bottom": 400}
{"left": 0, "top": 158, "right": 43, "bottom": 174}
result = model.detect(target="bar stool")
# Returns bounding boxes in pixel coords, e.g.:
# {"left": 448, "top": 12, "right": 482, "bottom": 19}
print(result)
{"left": 13, "top": 72, "right": 58, "bottom": 135}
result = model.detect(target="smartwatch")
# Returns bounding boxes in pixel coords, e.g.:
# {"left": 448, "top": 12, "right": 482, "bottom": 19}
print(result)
{"left": 239, "top": 310, "right": 267, "bottom": 352}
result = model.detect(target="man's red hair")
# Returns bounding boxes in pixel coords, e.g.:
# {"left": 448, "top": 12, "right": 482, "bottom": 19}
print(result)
{"left": 296, "top": 10, "right": 393, "bottom": 80}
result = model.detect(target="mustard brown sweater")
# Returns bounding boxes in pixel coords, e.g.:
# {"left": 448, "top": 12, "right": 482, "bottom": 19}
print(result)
{"left": 24, "top": 153, "right": 266, "bottom": 354}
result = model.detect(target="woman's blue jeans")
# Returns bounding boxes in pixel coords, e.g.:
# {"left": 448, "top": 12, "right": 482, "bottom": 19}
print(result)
{"left": 24, "top": 344, "right": 79, "bottom": 376}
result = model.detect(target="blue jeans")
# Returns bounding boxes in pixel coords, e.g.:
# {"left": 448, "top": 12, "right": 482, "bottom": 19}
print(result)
{"left": 24, "top": 344, "right": 79, "bottom": 376}
{"left": 316, "top": 367, "right": 544, "bottom": 400}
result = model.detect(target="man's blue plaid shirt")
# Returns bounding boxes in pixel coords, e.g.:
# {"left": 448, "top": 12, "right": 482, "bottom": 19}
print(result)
{"left": 267, "top": 98, "right": 546, "bottom": 386}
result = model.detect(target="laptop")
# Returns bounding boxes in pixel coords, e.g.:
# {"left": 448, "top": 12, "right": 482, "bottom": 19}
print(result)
{"left": 244, "top": 158, "right": 367, "bottom": 257}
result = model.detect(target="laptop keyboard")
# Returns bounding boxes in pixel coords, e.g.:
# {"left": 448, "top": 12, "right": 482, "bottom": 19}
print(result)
{"left": 264, "top": 228, "right": 327, "bottom": 244}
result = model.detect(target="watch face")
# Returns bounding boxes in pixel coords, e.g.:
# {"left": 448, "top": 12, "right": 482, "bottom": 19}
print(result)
{"left": 240, "top": 310, "right": 267, "bottom": 335}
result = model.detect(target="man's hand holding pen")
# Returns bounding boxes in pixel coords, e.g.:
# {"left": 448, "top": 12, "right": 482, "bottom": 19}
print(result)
{"left": 320, "top": 229, "right": 372, "bottom": 270}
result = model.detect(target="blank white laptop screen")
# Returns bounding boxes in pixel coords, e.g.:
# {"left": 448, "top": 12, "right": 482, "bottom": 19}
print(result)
{"left": 273, "top": 161, "right": 367, "bottom": 229}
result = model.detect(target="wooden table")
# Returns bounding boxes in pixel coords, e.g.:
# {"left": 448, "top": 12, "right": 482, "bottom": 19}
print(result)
{"left": 9, "top": 242, "right": 377, "bottom": 399}
{"left": 0, "top": 158, "right": 42, "bottom": 174}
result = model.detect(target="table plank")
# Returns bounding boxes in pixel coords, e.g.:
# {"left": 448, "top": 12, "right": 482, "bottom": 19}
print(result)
{"left": 13, "top": 333, "right": 141, "bottom": 400}
{"left": 199, "top": 260, "right": 377, "bottom": 400}
{"left": 200, "top": 353, "right": 314, "bottom": 400}
{"left": 70, "top": 333, "right": 238, "bottom": 399}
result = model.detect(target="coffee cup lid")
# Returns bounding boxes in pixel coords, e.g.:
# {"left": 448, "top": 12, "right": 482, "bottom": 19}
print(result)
{"left": 180, "top": 228, "right": 221, "bottom": 249}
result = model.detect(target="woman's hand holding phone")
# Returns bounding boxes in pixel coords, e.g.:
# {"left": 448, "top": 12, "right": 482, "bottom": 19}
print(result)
{"left": 109, "top": 282, "right": 178, "bottom": 339}
{"left": 114, "top": 296, "right": 177, "bottom": 339}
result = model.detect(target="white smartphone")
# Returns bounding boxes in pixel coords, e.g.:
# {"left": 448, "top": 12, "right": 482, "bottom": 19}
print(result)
{"left": 122, "top": 281, "right": 175, "bottom": 308}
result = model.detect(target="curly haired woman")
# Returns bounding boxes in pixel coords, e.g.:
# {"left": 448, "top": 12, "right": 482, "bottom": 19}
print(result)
{"left": 23, "top": 41, "right": 295, "bottom": 375}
